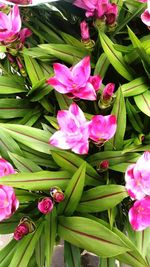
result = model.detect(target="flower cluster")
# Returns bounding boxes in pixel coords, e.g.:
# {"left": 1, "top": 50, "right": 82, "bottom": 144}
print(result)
{"left": 0, "top": 158, "right": 19, "bottom": 222}
{"left": 49, "top": 102, "right": 117, "bottom": 154}
{"left": 125, "top": 152, "right": 150, "bottom": 231}
{"left": 0, "top": 5, "right": 31, "bottom": 49}
{"left": 38, "top": 187, "right": 64, "bottom": 214}
{"left": 74, "top": 0, "right": 118, "bottom": 26}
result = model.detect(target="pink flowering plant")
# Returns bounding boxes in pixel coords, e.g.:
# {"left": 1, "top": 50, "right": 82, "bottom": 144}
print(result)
{"left": 0, "top": 0, "right": 150, "bottom": 266}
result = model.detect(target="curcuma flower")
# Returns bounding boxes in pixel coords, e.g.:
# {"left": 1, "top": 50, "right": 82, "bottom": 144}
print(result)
{"left": 129, "top": 197, "right": 150, "bottom": 231}
{"left": 0, "top": 5, "right": 32, "bottom": 47}
{"left": 0, "top": 185, "right": 19, "bottom": 221}
{"left": 74, "top": 0, "right": 118, "bottom": 25}
{"left": 141, "top": 0, "right": 150, "bottom": 27}
{"left": 89, "top": 114, "right": 117, "bottom": 144}
{"left": 0, "top": 158, "right": 15, "bottom": 176}
{"left": 125, "top": 151, "right": 150, "bottom": 200}
{"left": 0, "top": 5, "right": 21, "bottom": 43}
{"left": 47, "top": 56, "right": 102, "bottom": 101}
{"left": 0, "top": 158, "right": 19, "bottom": 222}
{"left": 38, "top": 197, "right": 54, "bottom": 214}
{"left": 49, "top": 103, "right": 90, "bottom": 154}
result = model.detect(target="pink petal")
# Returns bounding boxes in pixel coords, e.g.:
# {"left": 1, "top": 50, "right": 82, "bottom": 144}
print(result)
{"left": 72, "top": 56, "right": 91, "bottom": 85}
{"left": 57, "top": 110, "right": 78, "bottom": 132}
{"left": 89, "top": 114, "right": 117, "bottom": 142}
{"left": 47, "top": 77, "right": 69, "bottom": 93}
{"left": 10, "top": 5, "right": 21, "bottom": 34}
{"left": 88, "top": 75, "right": 102, "bottom": 91}
{"left": 19, "top": 28, "right": 32, "bottom": 43}
{"left": 53, "top": 63, "right": 72, "bottom": 85}
{"left": 69, "top": 103, "right": 87, "bottom": 124}
{"left": 129, "top": 197, "right": 150, "bottom": 231}
{"left": 72, "top": 140, "right": 89, "bottom": 154}
{"left": 73, "top": 83, "right": 97, "bottom": 100}
{"left": 141, "top": 9, "right": 150, "bottom": 26}
{"left": 49, "top": 131, "right": 71, "bottom": 150}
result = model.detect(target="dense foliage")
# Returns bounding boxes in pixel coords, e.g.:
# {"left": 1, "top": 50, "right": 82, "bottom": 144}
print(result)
{"left": 0, "top": 0, "right": 150, "bottom": 266}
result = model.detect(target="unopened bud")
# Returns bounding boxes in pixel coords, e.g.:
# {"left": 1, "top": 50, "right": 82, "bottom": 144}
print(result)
{"left": 13, "top": 217, "right": 35, "bottom": 241}
{"left": 50, "top": 186, "right": 65, "bottom": 203}
{"left": 38, "top": 197, "right": 54, "bottom": 214}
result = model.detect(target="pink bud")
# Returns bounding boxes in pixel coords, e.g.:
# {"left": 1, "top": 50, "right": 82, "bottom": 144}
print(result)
{"left": 80, "top": 20, "right": 90, "bottom": 41}
{"left": 50, "top": 187, "right": 65, "bottom": 202}
{"left": 100, "top": 160, "right": 109, "bottom": 169}
{"left": 38, "top": 197, "right": 53, "bottom": 214}
{"left": 14, "top": 223, "right": 29, "bottom": 240}
{"left": 102, "top": 83, "right": 115, "bottom": 101}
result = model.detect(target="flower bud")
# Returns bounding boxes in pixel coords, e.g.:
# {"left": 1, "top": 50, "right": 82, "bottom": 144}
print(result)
{"left": 80, "top": 20, "right": 90, "bottom": 41}
{"left": 13, "top": 217, "right": 35, "bottom": 241}
{"left": 97, "top": 160, "right": 109, "bottom": 172}
{"left": 14, "top": 223, "right": 29, "bottom": 240}
{"left": 99, "top": 83, "right": 115, "bottom": 109}
{"left": 50, "top": 186, "right": 65, "bottom": 203}
{"left": 38, "top": 197, "right": 54, "bottom": 214}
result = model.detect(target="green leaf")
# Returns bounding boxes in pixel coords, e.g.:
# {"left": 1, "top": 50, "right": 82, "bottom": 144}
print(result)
{"left": 0, "top": 123, "right": 51, "bottom": 154}
{"left": 87, "top": 150, "right": 139, "bottom": 167}
{"left": 57, "top": 162, "right": 86, "bottom": 215}
{"left": 0, "top": 171, "right": 71, "bottom": 190}
{"left": 85, "top": 215, "right": 148, "bottom": 267}
{"left": 24, "top": 55, "right": 44, "bottom": 86}
{"left": 58, "top": 216, "right": 131, "bottom": 258}
{"left": 51, "top": 150, "right": 100, "bottom": 186}
{"left": 55, "top": 91, "right": 73, "bottom": 110}
{"left": 135, "top": 228, "right": 150, "bottom": 258}
{"left": 64, "top": 241, "right": 81, "bottom": 267}
{"left": 0, "top": 128, "right": 23, "bottom": 158}
{"left": 99, "top": 31, "right": 134, "bottom": 81}
{"left": 94, "top": 53, "right": 110, "bottom": 79}
{"left": 35, "top": 234, "right": 45, "bottom": 267}
{"left": 128, "top": 27, "right": 150, "bottom": 70}
{"left": 0, "top": 99, "right": 32, "bottom": 119}
{"left": 0, "top": 239, "right": 17, "bottom": 266}
{"left": 76, "top": 185, "right": 128, "bottom": 213}
{"left": 126, "top": 99, "right": 144, "bottom": 133}
{"left": 105, "top": 88, "right": 126, "bottom": 150}
{"left": 99, "top": 258, "right": 115, "bottom": 267}
{"left": 0, "top": 76, "right": 27, "bottom": 94}
{"left": 39, "top": 44, "right": 89, "bottom": 65}
{"left": 8, "top": 152, "right": 42, "bottom": 173}
{"left": 8, "top": 221, "right": 44, "bottom": 267}
{"left": 44, "top": 208, "right": 57, "bottom": 267}
{"left": 122, "top": 77, "right": 149, "bottom": 97}
{"left": 134, "top": 90, "right": 150, "bottom": 117}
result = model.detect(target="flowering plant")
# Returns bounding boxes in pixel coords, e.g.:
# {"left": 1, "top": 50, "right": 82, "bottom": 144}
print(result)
{"left": 0, "top": 0, "right": 150, "bottom": 266}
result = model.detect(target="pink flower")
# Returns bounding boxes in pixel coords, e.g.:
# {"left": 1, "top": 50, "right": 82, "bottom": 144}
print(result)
{"left": 102, "top": 83, "right": 115, "bottom": 101}
{"left": 129, "top": 197, "right": 150, "bottom": 231}
{"left": 0, "top": 158, "right": 15, "bottom": 176}
{"left": 49, "top": 103, "right": 90, "bottom": 154}
{"left": 141, "top": 0, "right": 150, "bottom": 26}
{"left": 47, "top": 56, "right": 102, "bottom": 101}
{"left": 74, "top": 0, "right": 118, "bottom": 25}
{"left": 0, "top": 185, "right": 19, "bottom": 221}
{"left": 80, "top": 20, "right": 90, "bottom": 41}
{"left": 14, "top": 223, "right": 29, "bottom": 240}
{"left": 38, "top": 197, "right": 54, "bottom": 214}
{"left": 0, "top": 5, "right": 21, "bottom": 42}
{"left": 125, "top": 152, "right": 150, "bottom": 200}
{"left": 89, "top": 115, "right": 117, "bottom": 143}
{"left": 100, "top": 160, "right": 109, "bottom": 170}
